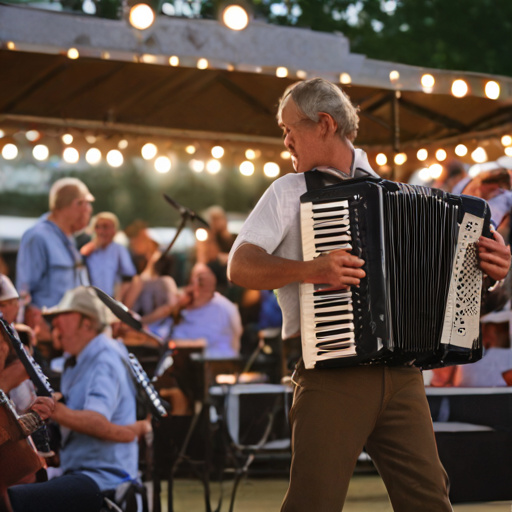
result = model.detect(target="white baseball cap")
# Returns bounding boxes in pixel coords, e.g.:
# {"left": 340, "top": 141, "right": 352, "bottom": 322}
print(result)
{"left": 0, "top": 275, "right": 19, "bottom": 302}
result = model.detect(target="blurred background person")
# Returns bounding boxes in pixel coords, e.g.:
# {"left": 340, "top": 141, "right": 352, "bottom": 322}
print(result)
{"left": 80, "top": 212, "right": 136, "bottom": 301}
{"left": 16, "top": 178, "right": 94, "bottom": 311}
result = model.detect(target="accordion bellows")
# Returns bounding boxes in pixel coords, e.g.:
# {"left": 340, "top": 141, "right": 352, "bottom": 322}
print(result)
{"left": 299, "top": 178, "right": 491, "bottom": 370}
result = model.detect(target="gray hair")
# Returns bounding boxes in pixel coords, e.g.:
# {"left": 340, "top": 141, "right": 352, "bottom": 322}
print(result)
{"left": 277, "top": 78, "right": 359, "bottom": 139}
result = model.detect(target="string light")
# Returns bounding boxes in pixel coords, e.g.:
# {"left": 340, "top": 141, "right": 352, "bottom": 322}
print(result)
{"left": 197, "top": 58, "right": 209, "bottom": 70}
{"left": 195, "top": 228, "right": 208, "bottom": 241}
{"left": 155, "top": 156, "right": 171, "bottom": 173}
{"left": 7, "top": 42, "right": 15, "bottom": 50}
{"left": 280, "top": 151, "right": 291, "bottom": 159}
{"left": 263, "top": 162, "right": 280, "bottom": 177}
{"left": 389, "top": 70, "right": 400, "bottom": 83}
{"left": 85, "top": 148, "right": 102, "bottom": 165}
{"left": 85, "top": 135, "right": 97, "bottom": 144}
{"left": 169, "top": 56, "right": 179, "bottom": 67}
{"left": 501, "top": 135, "right": 512, "bottom": 147}
{"left": 33, "top": 144, "right": 49, "bottom": 161}
{"left": 222, "top": 5, "right": 249, "bottom": 31}
{"left": 421, "top": 74, "right": 435, "bottom": 88}
{"left": 340, "top": 73, "right": 352, "bottom": 85}
{"left": 141, "top": 143, "right": 157, "bottom": 160}
{"left": 455, "top": 144, "right": 468, "bottom": 156}
{"left": 2, "top": 144, "right": 18, "bottom": 160}
{"left": 245, "top": 149, "right": 256, "bottom": 160}
{"left": 394, "top": 153, "right": 407, "bottom": 165}
{"left": 239, "top": 161, "right": 254, "bottom": 176}
{"left": 297, "top": 70, "right": 307, "bottom": 79}
{"left": 63, "top": 147, "right": 79, "bottom": 163}
{"left": 376, "top": 153, "right": 387, "bottom": 166}
{"left": 505, "top": 147, "right": 512, "bottom": 157}
{"left": 67, "top": 48, "right": 79, "bottom": 59}
{"left": 106, "top": 149, "right": 123, "bottom": 167}
{"left": 471, "top": 147, "right": 487, "bottom": 163}
{"left": 185, "top": 145, "right": 196, "bottom": 155}
{"left": 118, "top": 139, "right": 128, "bottom": 149}
{"left": 429, "top": 163, "right": 443, "bottom": 179}
{"left": 0, "top": 130, "right": 4, "bottom": 138}
{"left": 211, "top": 146, "right": 224, "bottom": 158}
{"left": 451, "top": 79, "right": 468, "bottom": 98}
{"left": 189, "top": 159, "right": 204, "bottom": 172}
{"left": 418, "top": 168, "right": 431, "bottom": 182}
{"left": 25, "top": 130, "right": 40, "bottom": 141}
{"left": 276, "top": 67, "right": 288, "bottom": 78}
{"left": 206, "top": 159, "right": 221, "bottom": 174}
{"left": 62, "top": 134, "right": 73, "bottom": 145}
{"left": 435, "top": 149, "right": 447, "bottom": 162}
{"left": 129, "top": 4, "right": 155, "bottom": 30}
{"left": 485, "top": 81, "right": 500, "bottom": 100}
{"left": 416, "top": 149, "right": 428, "bottom": 161}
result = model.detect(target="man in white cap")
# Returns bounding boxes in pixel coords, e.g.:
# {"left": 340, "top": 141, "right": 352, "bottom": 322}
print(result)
{"left": 0, "top": 274, "right": 20, "bottom": 325}
{"left": 7, "top": 286, "right": 147, "bottom": 512}
{"left": 16, "top": 178, "right": 95, "bottom": 311}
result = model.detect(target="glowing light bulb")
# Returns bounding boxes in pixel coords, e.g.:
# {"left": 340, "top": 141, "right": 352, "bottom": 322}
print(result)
{"left": 455, "top": 144, "right": 468, "bottom": 157}
{"left": 206, "top": 159, "right": 221, "bottom": 174}
{"left": 62, "top": 134, "right": 73, "bottom": 145}
{"left": 421, "top": 74, "right": 435, "bottom": 88}
{"left": 505, "top": 147, "right": 512, "bottom": 157}
{"left": 33, "top": 144, "right": 49, "bottom": 161}
{"left": 106, "top": 149, "right": 123, "bottom": 167}
{"left": 67, "top": 48, "right": 79, "bottom": 59}
{"left": 85, "top": 148, "right": 102, "bottom": 165}
{"left": 263, "top": 162, "right": 280, "bottom": 177}
{"left": 2, "top": 144, "right": 18, "bottom": 160}
{"left": 389, "top": 70, "right": 400, "bottom": 83}
{"left": 276, "top": 67, "right": 288, "bottom": 78}
{"left": 0, "top": 130, "right": 4, "bottom": 138}
{"left": 25, "top": 130, "right": 40, "bottom": 142}
{"left": 185, "top": 145, "right": 196, "bottom": 155}
{"left": 471, "top": 147, "right": 488, "bottom": 163}
{"left": 211, "top": 146, "right": 224, "bottom": 158}
{"left": 222, "top": 5, "right": 249, "bottom": 31}
{"left": 189, "top": 159, "right": 204, "bottom": 172}
{"left": 296, "top": 70, "right": 307, "bottom": 79}
{"left": 245, "top": 149, "right": 256, "bottom": 160}
{"left": 129, "top": 4, "right": 155, "bottom": 30}
{"left": 485, "top": 81, "right": 500, "bottom": 100}
{"left": 141, "top": 143, "right": 157, "bottom": 160}
{"left": 340, "top": 73, "right": 352, "bottom": 85}
{"left": 416, "top": 149, "right": 428, "bottom": 161}
{"left": 429, "top": 163, "right": 443, "bottom": 179}
{"left": 239, "top": 161, "right": 254, "bottom": 176}
{"left": 7, "top": 42, "right": 15, "bottom": 50}
{"left": 118, "top": 139, "right": 128, "bottom": 149}
{"left": 376, "top": 153, "right": 387, "bottom": 166}
{"left": 195, "top": 228, "right": 208, "bottom": 241}
{"left": 85, "top": 135, "right": 97, "bottom": 144}
{"left": 452, "top": 79, "right": 468, "bottom": 98}
{"left": 435, "top": 149, "right": 447, "bottom": 162}
{"left": 63, "top": 147, "right": 79, "bottom": 163}
{"left": 169, "top": 56, "right": 179, "bottom": 66}
{"left": 280, "top": 151, "right": 291, "bottom": 159}
{"left": 418, "top": 168, "right": 431, "bottom": 182}
{"left": 197, "top": 58, "right": 208, "bottom": 70}
{"left": 394, "top": 153, "right": 407, "bottom": 165}
{"left": 155, "top": 156, "right": 171, "bottom": 173}
{"left": 501, "top": 135, "right": 512, "bottom": 147}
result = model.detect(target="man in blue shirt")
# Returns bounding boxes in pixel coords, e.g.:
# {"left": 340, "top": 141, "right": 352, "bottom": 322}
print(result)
{"left": 8, "top": 286, "right": 148, "bottom": 512}
{"left": 16, "top": 178, "right": 94, "bottom": 310}
{"left": 81, "top": 212, "right": 136, "bottom": 299}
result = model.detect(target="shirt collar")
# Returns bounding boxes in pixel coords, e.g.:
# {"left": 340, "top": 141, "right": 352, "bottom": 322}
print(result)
{"left": 315, "top": 148, "right": 379, "bottom": 180}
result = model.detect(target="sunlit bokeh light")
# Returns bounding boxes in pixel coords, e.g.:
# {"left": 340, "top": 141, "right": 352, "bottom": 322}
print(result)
{"left": 33, "top": 144, "right": 49, "bottom": 161}
{"left": 280, "top": 150, "right": 291, "bottom": 159}
{"left": 169, "top": 56, "right": 179, "bottom": 67}
{"left": 245, "top": 149, "right": 256, "bottom": 160}
{"left": 276, "top": 67, "right": 288, "bottom": 78}
{"left": 25, "top": 130, "right": 40, "bottom": 142}
{"left": 501, "top": 135, "right": 512, "bottom": 147}
{"left": 435, "top": 149, "right": 447, "bottom": 162}
{"left": 141, "top": 143, "right": 157, "bottom": 160}
{"left": 195, "top": 228, "right": 208, "bottom": 242}
{"left": 189, "top": 159, "right": 205, "bottom": 173}
{"left": 206, "top": 159, "right": 221, "bottom": 174}
{"left": 67, "top": 48, "right": 79, "bottom": 59}
{"left": 129, "top": 4, "right": 155, "bottom": 30}
{"left": 263, "top": 162, "right": 280, "bottom": 177}
{"left": 418, "top": 168, "right": 431, "bottom": 182}
{"left": 429, "top": 163, "right": 443, "bottom": 179}
{"left": 471, "top": 147, "right": 488, "bottom": 163}
{"left": 455, "top": 144, "right": 468, "bottom": 157}
{"left": 389, "top": 70, "right": 400, "bottom": 83}
{"left": 485, "top": 81, "right": 500, "bottom": 100}
{"left": 376, "top": 153, "right": 387, "bottom": 166}
{"left": 107, "top": 149, "right": 123, "bottom": 167}
{"left": 340, "top": 73, "right": 352, "bottom": 85}
{"left": 421, "top": 74, "right": 435, "bottom": 88}
{"left": 394, "top": 153, "right": 407, "bottom": 165}
{"left": 222, "top": 5, "right": 249, "bottom": 31}
{"left": 85, "top": 148, "right": 102, "bottom": 165}
{"left": 211, "top": 146, "right": 224, "bottom": 158}
{"left": 239, "top": 161, "right": 254, "bottom": 176}
{"left": 155, "top": 156, "right": 171, "bottom": 173}
{"left": 2, "top": 144, "right": 18, "bottom": 160}
{"left": 185, "top": 145, "right": 196, "bottom": 155}
{"left": 505, "top": 147, "right": 512, "bottom": 157}
{"left": 197, "top": 58, "right": 208, "bottom": 70}
{"left": 63, "top": 147, "right": 79, "bottom": 163}
{"left": 118, "top": 139, "right": 128, "bottom": 149}
{"left": 451, "top": 79, "right": 468, "bottom": 98}
{"left": 416, "top": 148, "right": 428, "bottom": 161}
{"left": 62, "top": 133, "right": 73, "bottom": 145}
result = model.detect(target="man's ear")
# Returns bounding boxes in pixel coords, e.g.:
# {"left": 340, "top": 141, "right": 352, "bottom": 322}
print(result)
{"left": 317, "top": 112, "right": 337, "bottom": 138}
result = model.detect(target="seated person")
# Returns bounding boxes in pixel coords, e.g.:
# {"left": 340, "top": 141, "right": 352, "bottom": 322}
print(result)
{"left": 81, "top": 212, "right": 137, "bottom": 301}
{"left": 7, "top": 287, "right": 149, "bottom": 512}
{"left": 143, "top": 264, "right": 242, "bottom": 358}
{"left": 457, "top": 309, "right": 512, "bottom": 387}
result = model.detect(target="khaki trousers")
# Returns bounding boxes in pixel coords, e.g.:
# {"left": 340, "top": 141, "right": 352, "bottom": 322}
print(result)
{"left": 280, "top": 363, "right": 452, "bottom": 512}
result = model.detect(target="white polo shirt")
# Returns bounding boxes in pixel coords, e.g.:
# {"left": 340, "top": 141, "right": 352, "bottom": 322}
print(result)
{"left": 228, "top": 149, "right": 378, "bottom": 339}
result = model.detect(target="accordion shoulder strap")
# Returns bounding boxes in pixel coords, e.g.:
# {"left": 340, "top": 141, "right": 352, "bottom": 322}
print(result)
{"left": 304, "top": 170, "right": 327, "bottom": 192}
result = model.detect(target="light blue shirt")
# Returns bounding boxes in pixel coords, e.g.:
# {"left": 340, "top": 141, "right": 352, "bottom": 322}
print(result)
{"left": 85, "top": 242, "right": 136, "bottom": 297}
{"left": 16, "top": 220, "right": 88, "bottom": 308}
{"left": 172, "top": 292, "right": 242, "bottom": 358}
{"left": 60, "top": 334, "right": 138, "bottom": 491}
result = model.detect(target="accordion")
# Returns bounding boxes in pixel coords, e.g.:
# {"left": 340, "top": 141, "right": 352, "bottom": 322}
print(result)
{"left": 299, "top": 176, "right": 492, "bottom": 370}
